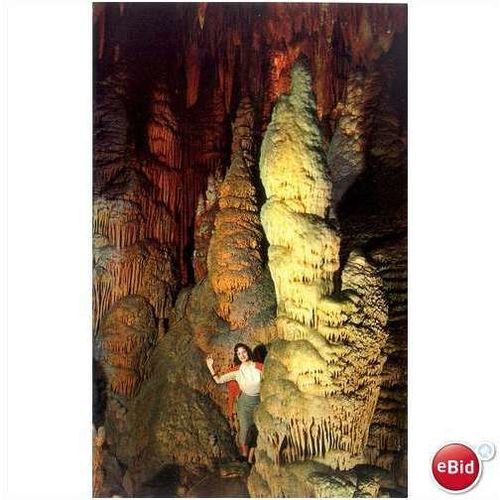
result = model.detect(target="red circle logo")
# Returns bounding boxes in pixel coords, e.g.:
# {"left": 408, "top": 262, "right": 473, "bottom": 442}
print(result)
{"left": 432, "top": 443, "right": 482, "bottom": 492}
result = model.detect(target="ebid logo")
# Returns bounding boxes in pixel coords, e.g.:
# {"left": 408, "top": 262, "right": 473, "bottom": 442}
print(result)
{"left": 432, "top": 442, "right": 495, "bottom": 493}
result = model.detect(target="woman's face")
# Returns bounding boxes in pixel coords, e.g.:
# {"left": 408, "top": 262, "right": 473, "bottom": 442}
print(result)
{"left": 236, "top": 346, "right": 249, "bottom": 363}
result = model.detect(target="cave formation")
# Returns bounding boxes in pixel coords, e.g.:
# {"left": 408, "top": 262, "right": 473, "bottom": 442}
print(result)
{"left": 93, "top": 3, "right": 407, "bottom": 497}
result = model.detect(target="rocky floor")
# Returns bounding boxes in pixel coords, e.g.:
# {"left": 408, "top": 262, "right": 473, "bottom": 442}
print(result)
{"left": 130, "top": 462, "right": 251, "bottom": 498}
{"left": 187, "top": 462, "right": 250, "bottom": 497}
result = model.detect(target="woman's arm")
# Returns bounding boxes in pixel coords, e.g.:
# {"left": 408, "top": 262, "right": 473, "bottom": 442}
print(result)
{"left": 206, "top": 355, "right": 237, "bottom": 384}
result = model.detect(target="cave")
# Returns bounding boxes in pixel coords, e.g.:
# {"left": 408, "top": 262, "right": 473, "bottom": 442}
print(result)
{"left": 92, "top": 3, "right": 407, "bottom": 497}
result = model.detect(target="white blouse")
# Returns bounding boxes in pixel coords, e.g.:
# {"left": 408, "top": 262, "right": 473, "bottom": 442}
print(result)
{"left": 216, "top": 362, "right": 261, "bottom": 396}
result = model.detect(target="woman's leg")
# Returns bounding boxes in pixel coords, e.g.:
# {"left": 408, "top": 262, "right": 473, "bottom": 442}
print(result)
{"left": 236, "top": 396, "right": 249, "bottom": 457}
{"left": 245, "top": 423, "right": 258, "bottom": 464}
{"left": 237, "top": 395, "right": 260, "bottom": 460}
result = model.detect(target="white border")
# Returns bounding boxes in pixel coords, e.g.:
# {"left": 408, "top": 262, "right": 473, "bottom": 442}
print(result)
{"left": 4, "top": 1, "right": 500, "bottom": 499}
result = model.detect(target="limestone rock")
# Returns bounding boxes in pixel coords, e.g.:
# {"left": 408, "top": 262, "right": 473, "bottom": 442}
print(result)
{"left": 328, "top": 70, "right": 383, "bottom": 211}
{"left": 91, "top": 6, "right": 407, "bottom": 495}
{"left": 364, "top": 239, "right": 407, "bottom": 487}
{"left": 193, "top": 171, "right": 223, "bottom": 282}
{"left": 106, "top": 314, "right": 237, "bottom": 488}
{"left": 147, "top": 82, "right": 182, "bottom": 167}
{"left": 260, "top": 59, "right": 332, "bottom": 219}
{"left": 92, "top": 425, "right": 106, "bottom": 497}
{"left": 94, "top": 167, "right": 177, "bottom": 249}
{"left": 97, "top": 295, "right": 158, "bottom": 398}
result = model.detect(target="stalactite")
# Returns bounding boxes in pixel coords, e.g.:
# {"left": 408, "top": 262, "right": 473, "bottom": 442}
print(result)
{"left": 141, "top": 160, "right": 221, "bottom": 284}
{"left": 197, "top": 3, "right": 207, "bottom": 30}
{"left": 140, "top": 163, "right": 183, "bottom": 213}
{"left": 93, "top": 165, "right": 178, "bottom": 330}
{"left": 313, "top": 35, "right": 334, "bottom": 120}
{"left": 94, "top": 3, "right": 405, "bottom": 289}
{"left": 93, "top": 241, "right": 177, "bottom": 333}
{"left": 93, "top": 268, "right": 113, "bottom": 333}
{"left": 141, "top": 199, "right": 176, "bottom": 245}
{"left": 94, "top": 164, "right": 124, "bottom": 193}
{"left": 144, "top": 82, "right": 228, "bottom": 282}
{"left": 221, "top": 34, "right": 239, "bottom": 113}
{"left": 185, "top": 41, "right": 201, "bottom": 108}
{"left": 93, "top": 68, "right": 129, "bottom": 191}
{"left": 93, "top": 4, "right": 106, "bottom": 61}
{"left": 182, "top": 86, "right": 226, "bottom": 170}
{"left": 93, "top": 199, "right": 144, "bottom": 249}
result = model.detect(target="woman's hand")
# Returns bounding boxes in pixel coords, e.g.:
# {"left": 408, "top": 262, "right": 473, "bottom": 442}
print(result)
{"left": 206, "top": 355, "right": 214, "bottom": 369}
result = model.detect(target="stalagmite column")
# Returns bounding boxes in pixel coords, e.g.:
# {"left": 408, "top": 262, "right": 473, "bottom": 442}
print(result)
{"left": 207, "top": 98, "right": 265, "bottom": 330}
{"left": 251, "top": 60, "right": 389, "bottom": 497}
{"left": 260, "top": 58, "right": 339, "bottom": 336}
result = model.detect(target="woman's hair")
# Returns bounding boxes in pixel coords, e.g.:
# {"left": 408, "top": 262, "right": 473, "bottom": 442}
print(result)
{"left": 233, "top": 343, "right": 253, "bottom": 365}
{"left": 252, "top": 344, "right": 268, "bottom": 363}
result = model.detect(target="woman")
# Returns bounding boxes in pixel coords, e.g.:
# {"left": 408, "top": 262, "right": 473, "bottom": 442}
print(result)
{"left": 206, "top": 343, "right": 263, "bottom": 461}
